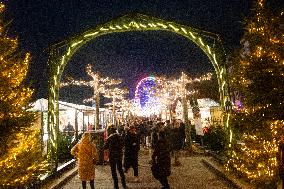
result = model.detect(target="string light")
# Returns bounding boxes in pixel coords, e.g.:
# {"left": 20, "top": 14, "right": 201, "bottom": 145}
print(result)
{"left": 227, "top": 0, "right": 283, "bottom": 184}
{"left": 48, "top": 12, "right": 230, "bottom": 170}
{"left": 0, "top": 5, "right": 48, "bottom": 186}
{"left": 61, "top": 63, "right": 124, "bottom": 126}
{"left": 0, "top": 129, "right": 49, "bottom": 186}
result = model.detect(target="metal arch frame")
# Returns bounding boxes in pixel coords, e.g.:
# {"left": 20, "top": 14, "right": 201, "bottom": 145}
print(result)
{"left": 47, "top": 13, "right": 230, "bottom": 170}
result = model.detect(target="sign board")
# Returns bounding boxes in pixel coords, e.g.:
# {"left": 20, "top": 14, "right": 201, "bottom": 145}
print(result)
{"left": 194, "top": 118, "right": 203, "bottom": 136}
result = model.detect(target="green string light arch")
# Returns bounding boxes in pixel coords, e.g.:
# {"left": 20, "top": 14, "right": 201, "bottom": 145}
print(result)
{"left": 47, "top": 13, "right": 231, "bottom": 170}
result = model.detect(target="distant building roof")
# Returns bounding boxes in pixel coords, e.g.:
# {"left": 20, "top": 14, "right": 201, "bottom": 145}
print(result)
{"left": 196, "top": 98, "right": 220, "bottom": 108}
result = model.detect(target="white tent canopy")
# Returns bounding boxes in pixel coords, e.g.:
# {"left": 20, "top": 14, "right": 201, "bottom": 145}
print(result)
{"left": 29, "top": 98, "right": 97, "bottom": 112}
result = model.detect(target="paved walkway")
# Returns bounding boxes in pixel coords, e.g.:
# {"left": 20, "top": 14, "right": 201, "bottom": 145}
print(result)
{"left": 61, "top": 149, "right": 234, "bottom": 189}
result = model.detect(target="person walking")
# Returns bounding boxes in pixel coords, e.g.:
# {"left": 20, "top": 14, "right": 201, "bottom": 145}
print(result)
{"left": 104, "top": 127, "right": 127, "bottom": 189}
{"left": 171, "top": 120, "right": 183, "bottom": 166}
{"left": 152, "top": 130, "right": 171, "bottom": 189}
{"left": 149, "top": 122, "right": 162, "bottom": 164}
{"left": 124, "top": 125, "right": 141, "bottom": 182}
{"left": 71, "top": 132, "right": 98, "bottom": 189}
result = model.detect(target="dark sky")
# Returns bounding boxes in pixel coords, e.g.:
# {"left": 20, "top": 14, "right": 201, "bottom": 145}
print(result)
{"left": 3, "top": 0, "right": 257, "bottom": 102}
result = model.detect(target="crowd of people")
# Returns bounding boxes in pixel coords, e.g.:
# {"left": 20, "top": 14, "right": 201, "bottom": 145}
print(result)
{"left": 71, "top": 118, "right": 186, "bottom": 189}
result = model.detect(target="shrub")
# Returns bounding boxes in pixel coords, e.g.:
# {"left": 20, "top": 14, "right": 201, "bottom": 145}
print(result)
{"left": 203, "top": 124, "right": 227, "bottom": 153}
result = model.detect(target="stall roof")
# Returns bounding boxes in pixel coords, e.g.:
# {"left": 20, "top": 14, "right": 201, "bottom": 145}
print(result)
{"left": 30, "top": 98, "right": 105, "bottom": 112}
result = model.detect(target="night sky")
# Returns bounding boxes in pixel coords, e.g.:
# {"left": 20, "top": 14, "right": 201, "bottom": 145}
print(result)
{"left": 3, "top": 0, "right": 258, "bottom": 103}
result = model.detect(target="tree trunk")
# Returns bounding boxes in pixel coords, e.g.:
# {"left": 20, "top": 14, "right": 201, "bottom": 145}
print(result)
{"left": 182, "top": 97, "right": 192, "bottom": 152}
{"left": 112, "top": 98, "right": 116, "bottom": 127}
{"left": 95, "top": 94, "right": 100, "bottom": 130}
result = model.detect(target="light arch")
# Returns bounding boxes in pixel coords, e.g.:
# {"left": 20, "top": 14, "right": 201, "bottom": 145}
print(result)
{"left": 47, "top": 13, "right": 230, "bottom": 169}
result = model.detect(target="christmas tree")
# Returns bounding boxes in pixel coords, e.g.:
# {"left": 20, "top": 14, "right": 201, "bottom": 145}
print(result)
{"left": 0, "top": 3, "right": 48, "bottom": 187}
{"left": 226, "top": 0, "right": 284, "bottom": 185}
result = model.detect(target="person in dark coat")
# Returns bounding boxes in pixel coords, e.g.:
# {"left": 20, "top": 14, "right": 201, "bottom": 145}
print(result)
{"left": 171, "top": 120, "right": 183, "bottom": 166}
{"left": 124, "top": 125, "right": 141, "bottom": 182}
{"left": 104, "top": 127, "right": 126, "bottom": 189}
{"left": 179, "top": 121, "right": 186, "bottom": 149}
{"left": 152, "top": 130, "right": 171, "bottom": 189}
{"left": 277, "top": 136, "right": 284, "bottom": 188}
{"left": 151, "top": 125, "right": 160, "bottom": 150}
{"left": 149, "top": 123, "right": 161, "bottom": 163}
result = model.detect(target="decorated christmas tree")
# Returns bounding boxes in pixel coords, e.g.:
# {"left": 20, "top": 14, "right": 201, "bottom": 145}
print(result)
{"left": 0, "top": 3, "right": 48, "bottom": 187}
{"left": 226, "top": 0, "right": 284, "bottom": 186}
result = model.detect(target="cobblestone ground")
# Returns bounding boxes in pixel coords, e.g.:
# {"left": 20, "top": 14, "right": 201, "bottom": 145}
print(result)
{"left": 61, "top": 149, "right": 234, "bottom": 189}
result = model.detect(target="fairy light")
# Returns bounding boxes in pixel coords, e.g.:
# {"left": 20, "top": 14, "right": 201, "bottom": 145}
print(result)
{"left": 0, "top": 129, "right": 49, "bottom": 186}
{"left": 131, "top": 72, "right": 211, "bottom": 117}
{"left": 168, "top": 24, "right": 179, "bottom": 32}
{"left": 0, "top": 6, "right": 48, "bottom": 186}
{"left": 226, "top": 121, "right": 283, "bottom": 180}
{"left": 61, "top": 63, "right": 123, "bottom": 127}
{"left": 48, "top": 13, "right": 230, "bottom": 171}
{"left": 227, "top": 0, "right": 283, "bottom": 183}
{"left": 84, "top": 31, "right": 99, "bottom": 38}
{"left": 104, "top": 87, "right": 128, "bottom": 124}
{"left": 157, "top": 22, "right": 167, "bottom": 29}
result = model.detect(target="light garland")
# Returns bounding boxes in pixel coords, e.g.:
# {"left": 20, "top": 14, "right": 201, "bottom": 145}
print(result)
{"left": 227, "top": 0, "right": 284, "bottom": 184}
{"left": 0, "top": 129, "right": 49, "bottom": 186}
{"left": 61, "top": 64, "right": 122, "bottom": 101}
{"left": 0, "top": 5, "right": 48, "bottom": 186}
{"left": 104, "top": 87, "right": 129, "bottom": 121}
{"left": 131, "top": 73, "right": 210, "bottom": 117}
{"left": 48, "top": 13, "right": 229, "bottom": 164}
{"left": 226, "top": 121, "right": 284, "bottom": 180}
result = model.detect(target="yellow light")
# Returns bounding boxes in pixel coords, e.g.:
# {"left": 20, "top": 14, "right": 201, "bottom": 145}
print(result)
{"left": 157, "top": 22, "right": 167, "bottom": 28}
{"left": 198, "top": 37, "right": 205, "bottom": 46}
{"left": 168, "top": 24, "right": 179, "bottom": 32}
{"left": 116, "top": 25, "right": 122, "bottom": 29}
{"left": 181, "top": 27, "right": 187, "bottom": 34}
{"left": 139, "top": 23, "right": 147, "bottom": 28}
{"left": 71, "top": 40, "right": 83, "bottom": 48}
{"left": 84, "top": 31, "right": 99, "bottom": 38}
{"left": 207, "top": 45, "right": 212, "bottom": 54}
{"left": 100, "top": 27, "right": 109, "bottom": 31}
{"left": 109, "top": 25, "right": 116, "bottom": 30}
{"left": 123, "top": 24, "right": 129, "bottom": 29}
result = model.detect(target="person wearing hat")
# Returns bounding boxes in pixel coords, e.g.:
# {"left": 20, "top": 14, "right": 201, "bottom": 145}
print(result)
{"left": 104, "top": 127, "right": 127, "bottom": 189}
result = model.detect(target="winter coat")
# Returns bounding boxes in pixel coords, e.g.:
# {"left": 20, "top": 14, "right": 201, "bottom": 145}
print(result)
{"left": 151, "top": 129, "right": 159, "bottom": 149}
{"left": 179, "top": 123, "right": 186, "bottom": 140}
{"left": 124, "top": 131, "right": 140, "bottom": 164}
{"left": 104, "top": 133, "right": 124, "bottom": 160}
{"left": 152, "top": 138, "right": 171, "bottom": 177}
{"left": 171, "top": 127, "right": 183, "bottom": 150}
{"left": 71, "top": 136, "right": 98, "bottom": 181}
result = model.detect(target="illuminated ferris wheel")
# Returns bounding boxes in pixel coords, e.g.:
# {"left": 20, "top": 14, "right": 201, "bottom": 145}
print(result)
{"left": 134, "top": 76, "right": 161, "bottom": 116}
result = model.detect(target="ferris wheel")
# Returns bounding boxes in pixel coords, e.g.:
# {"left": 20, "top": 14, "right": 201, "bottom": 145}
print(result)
{"left": 134, "top": 76, "right": 162, "bottom": 116}
{"left": 134, "top": 76, "right": 156, "bottom": 107}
